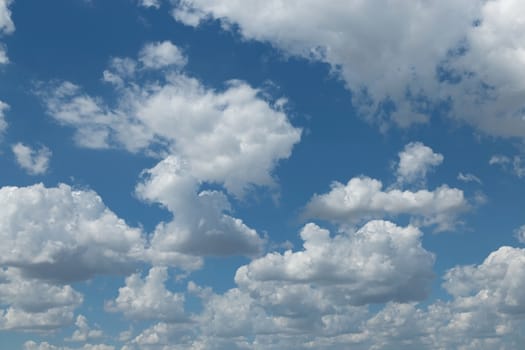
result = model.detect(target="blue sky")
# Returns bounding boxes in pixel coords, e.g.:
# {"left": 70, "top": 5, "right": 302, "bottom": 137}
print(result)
{"left": 1, "top": 1, "right": 525, "bottom": 349}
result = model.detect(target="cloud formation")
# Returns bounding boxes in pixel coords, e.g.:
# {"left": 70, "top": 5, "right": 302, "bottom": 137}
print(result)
{"left": 305, "top": 176, "right": 468, "bottom": 231}
{"left": 396, "top": 142, "right": 443, "bottom": 185}
{"left": 172, "top": 0, "right": 525, "bottom": 138}
{"left": 41, "top": 41, "right": 301, "bottom": 196}
{"left": 12, "top": 143, "right": 52, "bottom": 175}
{"left": 0, "top": 183, "right": 144, "bottom": 282}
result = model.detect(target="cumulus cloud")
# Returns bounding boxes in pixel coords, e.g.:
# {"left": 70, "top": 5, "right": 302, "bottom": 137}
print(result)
{"left": 139, "top": 41, "right": 187, "bottom": 69}
{"left": 0, "top": 268, "right": 82, "bottom": 331}
{"left": 136, "top": 156, "right": 266, "bottom": 263}
{"left": 236, "top": 221, "right": 435, "bottom": 306}
{"left": 121, "top": 244, "right": 525, "bottom": 349}
{"left": 172, "top": 0, "right": 525, "bottom": 139}
{"left": 68, "top": 315, "right": 103, "bottom": 342}
{"left": 304, "top": 176, "right": 468, "bottom": 231}
{"left": 41, "top": 41, "right": 301, "bottom": 196}
{"left": 0, "top": 183, "right": 145, "bottom": 282}
{"left": 12, "top": 143, "right": 52, "bottom": 175}
{"left": 106, "top": 266, "right": 187, "bottom": 322}
{"left": 443, "top": 246, "right": 525, "bottom": 314}
{"left": 395, "top": 142, "right": 443, "bottom": 185}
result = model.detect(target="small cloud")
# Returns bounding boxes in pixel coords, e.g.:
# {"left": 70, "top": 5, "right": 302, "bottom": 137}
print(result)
{"left": 515, "top": 225, "right": 525, "bottom": 244}
{"left": 12, "top": 143, "right": 52, "bottom": 175}
{"left": 457, "top": 172, "right": 482, "bottom": 184}
{"left": 395, "top": 142, "right": 443, "bottom": 185}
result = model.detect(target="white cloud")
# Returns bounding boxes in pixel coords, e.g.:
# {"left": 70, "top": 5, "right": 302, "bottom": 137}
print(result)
{"left": 41, "top": 42, "right": 301, "bottom": 196}
{"left": 490, "top": 154, "right": 525, "bottom": 178}
{"left": 396, "top": 142, "right": 443, "bottom": 185}
{"left": 0, "top": 268, "right": 82, "bottom": 331}
{"left": 304, "top": 176, "right": 468, "bottom": 231}
{"left": 0, "top": 0, "right": 14, "bottom": 35}
{"left": 0, "top": 183, "right": 145, "bottom": 282}
{"left": 12, "top": 143, "right": 52, "bottom": 175}
{"left": 0, "top": 0, "right": 14, "bottom": 64}
{"left": 236, "top": 220, "right": 435, "bottom": 306}
{"left": 0, "top": 100, "right": 8, "bottom": 133}
{"left": 24, "top": 342, "right": 115, "bottom": 350}
{"left": 68, "top": 315, "right": 103, "bottom": 342}
{"left": 172, "top": 0, "right": 525, "bottom": 139}
{"left": 138, "top": 0, "right": 160, "bottom": 9}
{"left": 139, "top": 41, "right": 187, "bottom": 69}
{"left": 137, "top": 156, "right": 266, "bottom": 262}
{"left": 443, "top": 246, "right": 525, "bottom": 315}
{"left": 458, "top": 172, "right": 482, "bottom": 184}
{"left": 106, "top": 266, "right": 187, "bottom": 322}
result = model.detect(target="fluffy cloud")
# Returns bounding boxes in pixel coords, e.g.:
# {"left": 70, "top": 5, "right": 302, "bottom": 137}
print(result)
{"left": 12, "top": 143, "right": 52, "bottom": 175}
{"left": 106, "top": 266, "right": 187, "bottom": 322}
{"left": 236, "top": 221, "right": 435, "bottom": 306}
{"left": 396, "top": 142, "right": 443, "bottom": 185}
{"left": 139, "top": 41, "right": 187, "bottom": 69}
{"left": 68, "top": 315, "right": 103, "bottom": 342}
{"left": 121, "top": 244, "right": 525, "bottom": 349}
{"left": 0, "top": 183, "right": 144, "bottom": 282}
{"left": 0, "top": 268, "right": 82, "bottom": 331}
{"left": 41, "top": 41, "right": 301, "bottom": 196}
{"left": 136, "top": 156, "right": 266, "bottom": 263}
{"left": 443, "top": 246, "right": 525, "bottom": 315}
{"left": 172, "top": 0, "right": 525, "bottom": 139}
{"left": 304, "top": 176, "right": 468, "bottom": 231}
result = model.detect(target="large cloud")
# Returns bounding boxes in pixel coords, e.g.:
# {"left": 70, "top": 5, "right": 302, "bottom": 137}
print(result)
{"left": 304, "top": 176, "right": 468, "bottom": 230}
{"left": 136, "top": 156, "right": 266, "bottom": 262}
{"left": 172, "top": 0, "right": 525, "bottom": 139}
{"left": 0, "top": 268, "right": 82, "bottom": 331}
{"left": 0, "top": 183, "right": 145, "bottom": 282}
{"left": 41, "top": 41, "right": 301, "bottom": 196}
{"left": 121, "top": 244, "right": 525, "bottom": 350}
{"left": 236, "top": 220, "right": 435, "bottom": 306}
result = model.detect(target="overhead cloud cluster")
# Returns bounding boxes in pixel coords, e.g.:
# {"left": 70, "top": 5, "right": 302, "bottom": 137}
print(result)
{"left": 117, "top": 244, "right": 525, "bottom": 349}
{"left": 172, "top": 0, "right": 525, "bottom": 138}
{"left": 41, "top": 40, "right": 302, "bottom": 196}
